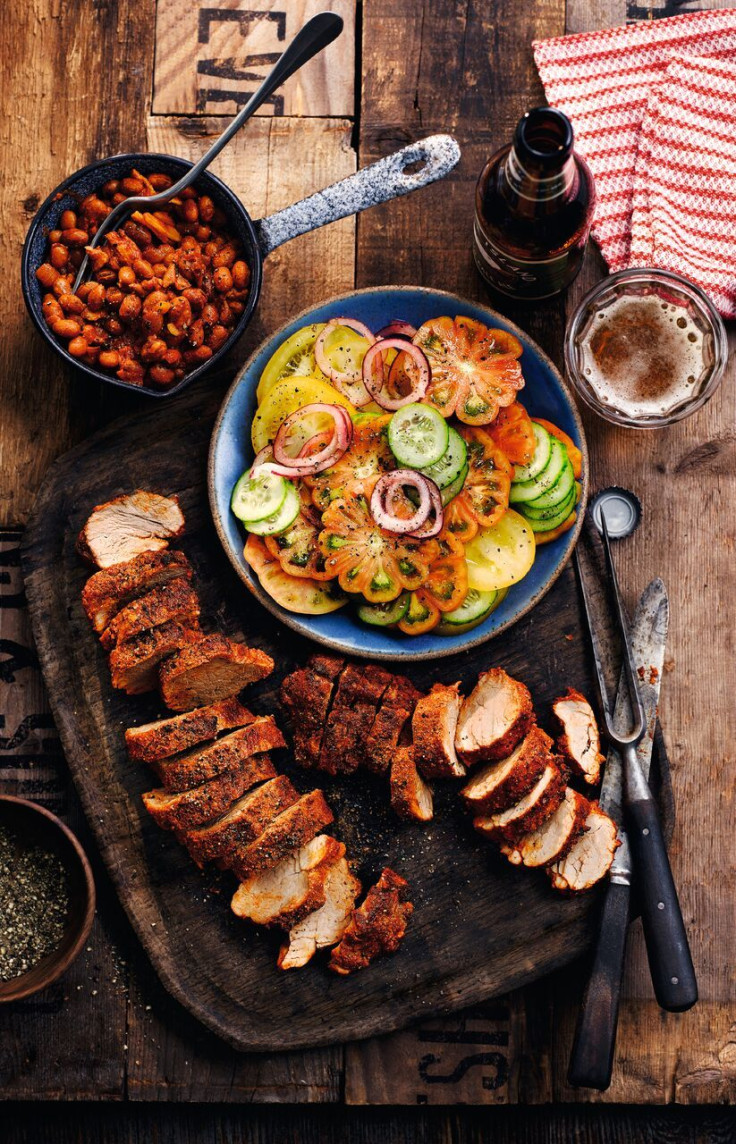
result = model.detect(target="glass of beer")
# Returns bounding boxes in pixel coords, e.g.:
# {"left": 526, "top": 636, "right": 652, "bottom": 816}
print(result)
{"left": 564, "top": 268, "right": 728, "bottom": 428}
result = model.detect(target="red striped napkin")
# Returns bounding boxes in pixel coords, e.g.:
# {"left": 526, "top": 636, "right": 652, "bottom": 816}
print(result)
{"left": 533, "top": 9, "right": 736, "bottom": 317}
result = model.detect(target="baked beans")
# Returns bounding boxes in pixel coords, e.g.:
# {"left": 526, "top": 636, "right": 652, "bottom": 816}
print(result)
{"left": 36, "top": 168, "right": 250, "bottom": 388}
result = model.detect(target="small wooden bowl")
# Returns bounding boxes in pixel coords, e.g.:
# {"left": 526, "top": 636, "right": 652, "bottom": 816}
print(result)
{"left": 0, "top": 796, "right": 95, "bottom": 1002}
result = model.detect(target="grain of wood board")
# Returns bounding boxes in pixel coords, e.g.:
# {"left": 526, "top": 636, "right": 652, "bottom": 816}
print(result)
{"left": 153, "top": 0, "right": 356, "bottom": 117}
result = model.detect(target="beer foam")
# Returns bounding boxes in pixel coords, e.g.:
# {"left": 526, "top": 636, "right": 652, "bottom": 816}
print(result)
{"left": 580, "top": 294, "right": 706, "bottom": 419}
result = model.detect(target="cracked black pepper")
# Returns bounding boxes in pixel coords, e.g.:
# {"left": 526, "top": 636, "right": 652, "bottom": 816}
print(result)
{"left": 0, "top": 824, "right": 69, "bottom": 980}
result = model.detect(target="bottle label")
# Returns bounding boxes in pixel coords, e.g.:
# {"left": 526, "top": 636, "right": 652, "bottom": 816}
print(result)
{"left": 473, "top": 218, "right": 585, "bottom": 300}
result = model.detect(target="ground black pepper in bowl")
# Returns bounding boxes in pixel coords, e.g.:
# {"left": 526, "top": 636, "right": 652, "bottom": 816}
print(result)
{"left": 0, "top": 823, "right": 70, "bottom": 980}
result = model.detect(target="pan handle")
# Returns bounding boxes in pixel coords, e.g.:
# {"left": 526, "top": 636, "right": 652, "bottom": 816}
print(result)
{"left": 253, "top": 135, "right": 461, "bottom": 256}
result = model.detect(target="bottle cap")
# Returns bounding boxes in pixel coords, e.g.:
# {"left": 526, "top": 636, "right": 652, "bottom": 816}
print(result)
{"left": 589, "top": 486, "right": 642, "bottom": 540}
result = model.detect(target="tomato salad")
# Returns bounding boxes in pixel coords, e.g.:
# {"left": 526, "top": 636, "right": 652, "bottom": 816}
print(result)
{"left": 232, "top": 316, "right": 583, "bottom": 637}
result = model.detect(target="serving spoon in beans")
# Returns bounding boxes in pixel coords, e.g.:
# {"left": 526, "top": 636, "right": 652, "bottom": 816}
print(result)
{"left": 72, "top": 11, "right": 343, "bottom": 292}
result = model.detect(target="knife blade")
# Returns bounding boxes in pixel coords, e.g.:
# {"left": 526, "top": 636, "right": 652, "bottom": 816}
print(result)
{"left": 568, "top": 578, "right": 668, "bottom": 1090}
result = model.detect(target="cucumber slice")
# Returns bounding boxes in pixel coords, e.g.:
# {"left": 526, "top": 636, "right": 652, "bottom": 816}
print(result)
{"left": 437, "top": 588, "right": 498, "bottom": 634}
{"left": 520, "top": 484, "right": 576, "bottom": 520}
{"left": 246, "top": 483, "right": 301, "bottom": 536}
{"left": 231, "top": 465, "right": 287, "bottom": 523}
{"left": 513, "top": 422, "right": 551, "bottom": 483}
{"left": 522, "top": 489, "right": 576, "bottom": 531}
{"left": 419, "top": 427, "right": 467, "bottom": 489}
{"left": 524, "top": 456, "right": 574, "bottom": 510}
{"left": 509, "top": 437, "right": 566, "bottom": 504}
{"left": 388, "top": 403, "right": 449, "bottom": 469}
{"left": 441, "top": 462, "right": 468, "bottom": 506}
{"left": 357, "top": 592, "right": 410, "bottom": 627}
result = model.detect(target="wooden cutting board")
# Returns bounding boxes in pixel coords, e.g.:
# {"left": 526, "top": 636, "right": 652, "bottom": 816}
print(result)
{"left": 20, "top": 381, "right": 670, "bottom": 1052}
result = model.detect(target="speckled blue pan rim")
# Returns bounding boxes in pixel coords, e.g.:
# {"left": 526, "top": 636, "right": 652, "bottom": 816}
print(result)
{"left": 208, "top": 285, "right": 589, "bottom": 663}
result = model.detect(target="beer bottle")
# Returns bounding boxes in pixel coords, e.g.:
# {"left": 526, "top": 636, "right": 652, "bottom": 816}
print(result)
{"left": 473, "top": 107, "right": 595, "bottom": 301}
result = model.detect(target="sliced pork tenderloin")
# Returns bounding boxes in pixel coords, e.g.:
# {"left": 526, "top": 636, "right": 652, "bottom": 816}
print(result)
{"left": 280, "top": 663, "right": 339, "bottom": 768}
{"left": 141, "top": 754, "right": 276, "bottom": 832}
{"left": 125, "top": 697, "right": 255, "bottom": 765}
{"left": 277, "top": 856, "right": 361, "bottom": 970}
{"left": 159, "top": 633, "right": 274, "bottom": 711}
{"left": 183, "top": 775, "right": 299, "bottom": 866}
{"left": 551, "top": 688, "right": 605, "bottom": 785}
{"left": 226, "top": 790, "right": 334, "bottom": 880}
{"left": 363, "top": 675, "right": 423, "bottom": 775}
{"left": 231, "top": 835, "right": 345, "bottom": 929}
{"left": 412, "top": 682, "right": 465, "bottom": 779}
{"left": 500, "top": 787, "right": 589, "bottom": 868}
{"left": 460, "top": 726, "right": 554, "bottom": 816}
{"left": 318, "top": 664, "right": 392, "bottom": 774}
{"left": 473, "top": 761, "right": 567, "bottom": 843}
{"left": 77, "top": 491, "right": 185, "bottom": 569}
{"left": 108, "top": 620, "right": 201, "bottom": 695}
{"left": 100, "top": 579, "right": 200, "bottom": 651}
{"left": 548, "top": 803, "right": 618, "bottom": 892}
{"left": 82, "top": 549, "right": 193, "bottom": 633}
{"left": 329, "top": 868, "right": 413, "bottom": 976}
{"left": 155, "top": 717, "right": 285, "bottom": 791}
{"left": 390, "top": 747, "right": 434, "bottom": 822}
{"left": 455, "top": 668, "right": 534, "bottom": 767}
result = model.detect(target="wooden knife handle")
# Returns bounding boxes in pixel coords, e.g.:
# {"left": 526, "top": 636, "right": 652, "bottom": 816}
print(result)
{"left": 568, "top": 878, "right": 630, "bottom": 1090}
{"left": 627, "top": 798, "right": 698, "bottom": 1012}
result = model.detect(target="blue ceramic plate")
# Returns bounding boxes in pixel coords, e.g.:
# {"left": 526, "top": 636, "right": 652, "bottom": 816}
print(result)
{"left": 208, "top": 286, "right": 588, "bottom": 661}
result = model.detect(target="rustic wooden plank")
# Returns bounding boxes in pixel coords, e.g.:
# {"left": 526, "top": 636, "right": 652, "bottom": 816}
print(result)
{"left": 0, "top": 0, "right": 156, "bottom": 529}
{"left": 153, "top": 0, "right": 356, "bottom": 118}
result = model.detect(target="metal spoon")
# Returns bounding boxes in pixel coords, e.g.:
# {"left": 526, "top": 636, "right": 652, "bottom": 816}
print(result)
{"left": 73, "top": 11, "right": 343, "bottom": 291}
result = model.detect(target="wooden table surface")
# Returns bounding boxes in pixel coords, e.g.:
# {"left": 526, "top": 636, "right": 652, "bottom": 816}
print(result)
{"left": 1, "top": 0, "right": 735, "bottom": 1119}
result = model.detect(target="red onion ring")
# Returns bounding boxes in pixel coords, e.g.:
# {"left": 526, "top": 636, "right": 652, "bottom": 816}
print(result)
{"left": 376, "top": 319, "right": 417, "bottom": 340}
{"left": 362, "top": 339, "right": 430, "bottom": 410}
{"left": 313, "top": 318, "right": 375, "bottom": 407}
{"left": 272, "top": 403, "right": 353, "bottom": 477}
{"left": 407, "top": 477, "right": 444, "bottom": 538}
{"left": 370, "top": 470, "right": 436, "bottom": 534}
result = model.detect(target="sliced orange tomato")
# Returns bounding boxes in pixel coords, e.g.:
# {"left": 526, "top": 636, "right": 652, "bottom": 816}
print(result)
{"left": 413, "top": 316, "right": 524, "bottom": 425}
{"left": 318, "top": 494, "right": 439, "bottom": 603}
{"left": 397, "top": 589, "right": 442, "bottom": 635}
{"left": 244, "top": 535, "right": 346, "bottom": 614}
{"left": 423, "top": 529, "right": 469, "bottom": 613}
{"left": 458, "top": 426, "right": 513, "bottom": 529}
{"left": 532, "top": 418, "right": 583, "bottom": 479}
{"left": 306, "top": 415, "right": 394, "bottom": 511}
{"left": 488, "top": 401, "right": 535, "bottom": 466}
{"left": 444, "top": 492, "right": 480, "bottom": 543}
{"left": 535, "top": 510, "right": 577, "bottom": 545}
{"left": 264, "top": 489, "right": 333, "bottom": 580}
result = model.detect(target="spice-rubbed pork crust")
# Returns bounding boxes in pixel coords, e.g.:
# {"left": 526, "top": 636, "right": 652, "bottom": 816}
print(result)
{"left": 159, "top": 633, "right": 274, "bottom": 711}
{"left": 329, "top": 868, "right": 413, "bottom": 976}
{"left": 108, "top": 620, "right": 201, "bottom": 695}
{"left": 142, "top": 754, "right": 276, "bottom": 832}
{"left": 319, "top": 664, "right": 393, "bottom": 774}
{"left": 231, "top": 835, "right": 345, "bottom": 929}
{"left": 226, "top": 789, "right": 335, "bottom": 880}
{"left": 82, "top": 549, "right": 192, "bottom": 633}
{"left": 155, "top": 717, "right": 285, "bottom": 791}
{"left": 455, "top": 668, "right": 534, "bottom": 767}
{"left": 183, "top": 775, "right": 299, "bottom": 866}
{"left": 460, "top": 726, "right": 554, "bottom": 816}
{"left": 363, "top": 675, "right": 422, "bottom": 775}
{"left": 100, "top": 579, "right": 200, "bottom": 651}
{"left": 548, "top": 803, "right": 618, "bottom": 892}
{"left": 473, "top": 761, "right": 567, "bottom": 844}
{"left": 500, "top": 787, "right": 589, "bottom": 869}
{"left": 412, "top": 682, "right": 465, "bottom": 779}
{"left": 390, "top": 747, "right": 434, "bottom": 822}
{"left": 280, "top": 664, "right": 339, "bottom": 769}
{"left": 125, "top": 697, "right": 255, "bottom": 764}
{"left": 278, "top": 856, "right": 361, "bottom": 970}
{"left": 77, "top": 491, "right": 185, "bottom": 569}
{"left": 551, "top": 688, "right": 605, "bottom": 786}
{"left": 308, "top": 653, "right": 345, "bottom": 681}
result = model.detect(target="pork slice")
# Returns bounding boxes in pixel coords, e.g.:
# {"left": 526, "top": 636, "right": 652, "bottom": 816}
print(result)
{"left": 100, "top": 579, "right": 200, "bottom": 650}
{"left": 183, "top": 775, "right": 299, "bottom": 865}
{"left": 455, "top": 668, "right": 534, "bottom": 767}
{"left": 231, "top": 835, "right": 345, "bottom": 929}
{"left": 412, "top": 682, "right": 465, "bottom": 779}
{"left": 390, "top": 747, "right": 434, "bottom": 822}
{"left": 473, "top": 762, "right": 567, "bottom": 843}
{"left": 108, "top": 620, "right": 201, "bottom": 695}
{"left": 142, "top": 754, "right": 275, "bottom": 832}
{"left": 548, "top": 804, "right": 618, "bottom": 892}
{"left": 308, "top": 653, "right": 345, "bottom": 681}
{"left": 226, "top": 790, "right": 335, "bottom": 880}
{"left": 460, "top": 726, "right": 553, "bottom": 815}
{"left": 125, "top": 697, "right": 255, "bottom": 764}
{"left": 82, "top": 549, "right": 192, "bottom": 633}
{"left": 155, "top": 718, "right": 284, "bottom": 791}
{"left": 329, "top": 867, "right": 413, "bottom": 976}
{"left": 277, "top": 857, "right": 361, "bottom": 970}
{"left": 552, "top": 688, "right": 604, "bottom": 785}
{"left": 280, "top": 665, "right": 339, "bottom": 769}
{"left": 159, "top": 633, "right": 274, "bottom": 711}
{"left": 77, "top": 491, "right": 185, "bottom": 569}
{"left": 500, "top": 787, "right": 589, "bottom": 868}
{"left": 318, "top": 664, "right": 381, "bottom": 774}
{"left": 363, "top": 675, "right": 423, "bottom": 776}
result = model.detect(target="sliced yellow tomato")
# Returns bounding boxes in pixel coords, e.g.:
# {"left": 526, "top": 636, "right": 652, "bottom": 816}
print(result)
{"left": 459, "top": 425, "right": 513, "bottom": 529}
{"left": 423, "top": 530, "right": 469, "bottom": 613}
{"left": 307, "top": 415, "right": 393, "bottom": 510}
{"left": 413, "top": 316, "right": 524, "bottom": 425}
{"left": 318, "top": 494, "right": 439, "bottom": 604}
{"left": 244, "top": 535, "right": 346, "bottom": 614}
{"left": 532, "top": 418, "right": 583, "bottom": 480}
{"left": 251, "top": 376, "right": 357, "bottom": 452}
{"left": 319, "top": 323, "right": 373, "bottom": 382}
{"left": 488, "top": 401, "right": 536, "bottom": 465}
{"left": 256, "top": 323, "right": 327, "bottom": 404}
{"left": 464, "top": 509, "right": 536, "bottom": 592}
{"left": 397, "top": 589, "right": 442, "bottom": 635}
